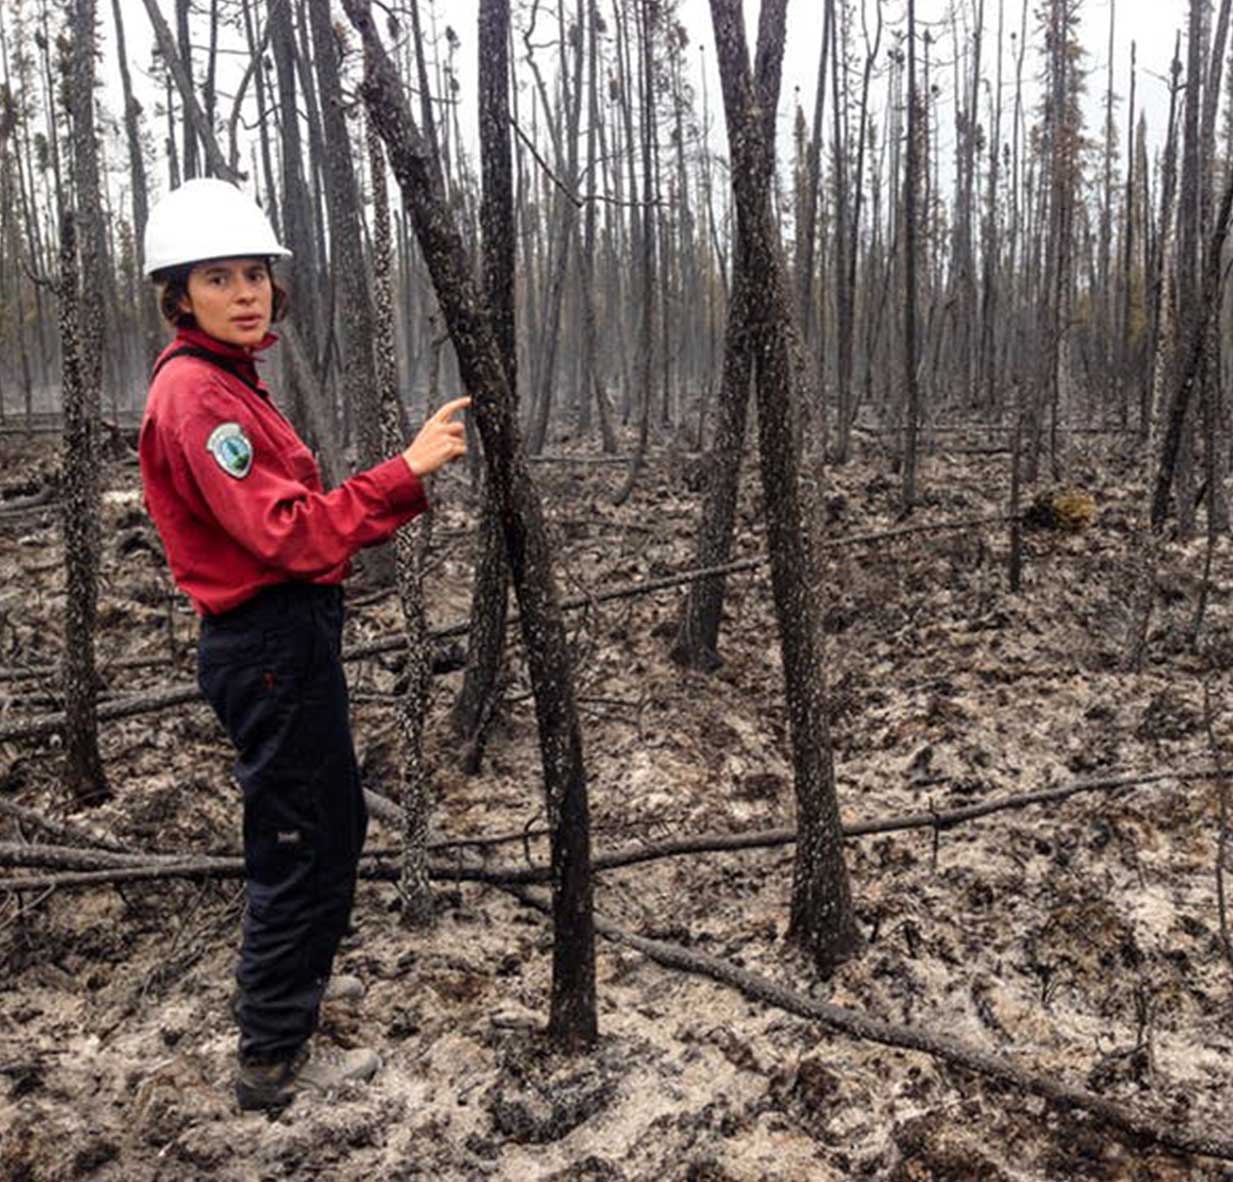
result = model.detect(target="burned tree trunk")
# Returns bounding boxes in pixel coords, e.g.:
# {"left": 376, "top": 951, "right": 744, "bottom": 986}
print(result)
{"left": 345, "top": 0, "right": 597, "bottom": 1049}
{"left": 60, "top": 1, "right": 109, "bottom": 807}
{"left": 108, "top": 0, "right": 159, "bottom": 370}
{"left": 450, "top": 0, "right": 515, "bottom": 765}
{"left": 708, "top": 0, "right": 862, "bottom": 975}
{"left": 901, "top": 0, "right": 922, "bottom": 511}
{"left": 1124, "top": 164, "right": 1233, "bottom": 670}
{"left": 306, "top": 0, "right": 391, "bottom": 583}
{"left": 136, "top": 0, "right": 236, "bottom": 182}
{"left": 671, "top": 0, "right": 793, "bottom": 672}
{"left": 369, "top": 117, "right": 434, "bottom": 926}
{"left": 670, "top": 241, "right": 754, "bottom": 672}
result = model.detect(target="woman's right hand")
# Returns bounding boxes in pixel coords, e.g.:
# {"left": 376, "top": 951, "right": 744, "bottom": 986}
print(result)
{"left": 402, "top": 396, "right": 472, "bottom": 477}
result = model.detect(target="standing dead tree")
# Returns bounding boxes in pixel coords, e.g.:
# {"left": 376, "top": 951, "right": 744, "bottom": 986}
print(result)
{"left": 307, "top": 0, "right": 391, "bottom": 584}
{"left": 58, "top": 0, "right": 109, "bottom": 808}
{"left": 1123, "top": 162, "right": 1233, "bottom": 670}
{"left": 135, "top": 0, "right": 238, "bottom": 184}
{"left": 449, "top": 0, "right": 516, "bottom": 769}
{"left": 1032, "top": 0, "right": 1082, "bottom": 483}
{"left": 900, "top": 0, "right": 922, "bottom": 512}
{"left": 670, "top": 0, "right": 793, "bottom": 673}
{"left": 369, "top": 115, "right": 434, "bottom": 927}
{"left": 108, "top": 0, "right": 159, "bottom": 371}
{"left": 344, "top": 0, "right": 598, "bottom": 1050}
{"left": 707, "top": 0, "right": 862, "bottom": 975}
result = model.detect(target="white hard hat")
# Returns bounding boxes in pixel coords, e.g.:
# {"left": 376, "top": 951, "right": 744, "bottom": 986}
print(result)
{"left": 143, "top": 178, "right": 291, "bottom": 278}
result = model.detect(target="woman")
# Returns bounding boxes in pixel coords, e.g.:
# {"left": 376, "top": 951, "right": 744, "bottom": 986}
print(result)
{"left": 138, "top": 178, "right": 469, "bottom": 1111}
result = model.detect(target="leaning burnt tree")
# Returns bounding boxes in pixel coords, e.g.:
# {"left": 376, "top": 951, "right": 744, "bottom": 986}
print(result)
{"left": 449, "top": 0, "right": 516, "bottom": 770}
{"left": 671, "top": 3, "right": 790, "bottom": 672}
{"left": 59, "top": 0, "right": 109, "bottom": 807}
{"left": 344, "top": 0, "right": 597, "bottom": 1049}
{"left": 708, "top": 0, "right": 862, "bottom": 974}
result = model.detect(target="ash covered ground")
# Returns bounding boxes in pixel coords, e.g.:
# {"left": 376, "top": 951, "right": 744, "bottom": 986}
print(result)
{"left": 1, "top": 427, "right": 1231, "bottom": 1182}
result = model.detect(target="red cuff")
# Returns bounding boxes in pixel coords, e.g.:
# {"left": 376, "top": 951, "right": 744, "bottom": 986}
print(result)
{"left": 367, "top": 455, "right": 430, "bottom": 516}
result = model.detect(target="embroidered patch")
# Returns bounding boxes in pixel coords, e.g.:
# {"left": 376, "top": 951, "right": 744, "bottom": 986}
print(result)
{"left": 205, "top": 422, "right": 253, "bottom": 478}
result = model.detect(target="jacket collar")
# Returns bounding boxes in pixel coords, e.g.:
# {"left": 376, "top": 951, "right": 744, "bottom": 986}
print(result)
{"left": 173, "top": 325, "right": 278, "bottom": 386}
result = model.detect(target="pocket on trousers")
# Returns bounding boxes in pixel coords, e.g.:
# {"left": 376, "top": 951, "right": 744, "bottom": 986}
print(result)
{"left": 244, "top": 808, "right": 318, "bottom": 895}
{"left": 198, "top": 623, "right": 267, "bottom": 673}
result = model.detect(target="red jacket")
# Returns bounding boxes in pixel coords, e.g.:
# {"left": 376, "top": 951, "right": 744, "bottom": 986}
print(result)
{"left": 139, "top": 326, "right": 427, "bottom": 616}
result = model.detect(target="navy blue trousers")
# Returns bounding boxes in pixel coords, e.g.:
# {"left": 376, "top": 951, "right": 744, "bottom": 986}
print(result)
{"left": 197, "top": 583, "right": 367, "bottom": 1064}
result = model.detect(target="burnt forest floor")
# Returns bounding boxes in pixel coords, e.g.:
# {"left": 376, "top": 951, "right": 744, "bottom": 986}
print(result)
{"left": 1, "top": 423, "right": 1232, "bottom": 1182}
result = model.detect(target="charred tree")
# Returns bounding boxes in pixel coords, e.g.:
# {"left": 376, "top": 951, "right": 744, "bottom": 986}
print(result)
{"left": 137, "top": 0, "right": 236, "bottom": 182}
{"left": 450, "top": 0, "right": 515, "bottom": 766}
{"left": 1124, "top": 160, "right": 1233, "bottom": 669}
{"left": 901, "top": 0, "right": 922, "bottom": 512}
{"left": 60, "top": 0, "right": 108, "bottom": 807}
{"left": 670, "top": 0, "right": 790, "bottom": 672}
{"left": 108, "top": 0, "right": 159, "bottom": 369}
{"left": 346, "top": 0, "right": 597, "bottom": 1050}
{"left": 306, "top": 0, "right": 391, "bottom": 582}
{"left": 369, "top": 117, "right": 433, "bottom": 925}
{"left": 708, "top": 0, "right": 862, "bottom": 975}
{"left": 613, "top": 0, "right": 658, "bottom": 506}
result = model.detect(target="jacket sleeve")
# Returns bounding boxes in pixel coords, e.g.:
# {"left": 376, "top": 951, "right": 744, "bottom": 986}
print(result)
{"left": 173, "top": 399, "right": 427, "bottom": 578}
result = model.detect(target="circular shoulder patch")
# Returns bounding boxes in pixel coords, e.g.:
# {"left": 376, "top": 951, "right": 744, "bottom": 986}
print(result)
{"left": 205, "top": 422, "right": 254, "bottom": 479}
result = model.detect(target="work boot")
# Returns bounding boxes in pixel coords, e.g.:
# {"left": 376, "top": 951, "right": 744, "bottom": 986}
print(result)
{"left": 235, "top": 1043, "right": 381, "bottom": 1112}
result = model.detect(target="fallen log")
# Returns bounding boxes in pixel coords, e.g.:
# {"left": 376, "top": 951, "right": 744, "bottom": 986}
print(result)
{"left": 0, "top": 685, "right": 203, "bottom": 742}
{"left": 0, "top": 767, "right": 1209, "bottom": 891}
{"left": 0, "top": 841, "right": 236, "bottom": 872}
{"left": 0, "top": 655, "right": 176, "bottom": 683}
{"left": 510, "top": 885, "right": 1233, "bottom": 1162}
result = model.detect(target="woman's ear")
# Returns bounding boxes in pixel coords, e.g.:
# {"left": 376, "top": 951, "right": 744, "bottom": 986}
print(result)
{"left": 177, "top": 292, "right": 193, "bottom": 316}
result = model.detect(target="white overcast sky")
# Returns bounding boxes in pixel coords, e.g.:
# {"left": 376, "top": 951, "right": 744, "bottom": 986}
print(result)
{"left": 102, "top": 0, "right": 1188, "bottom": 189}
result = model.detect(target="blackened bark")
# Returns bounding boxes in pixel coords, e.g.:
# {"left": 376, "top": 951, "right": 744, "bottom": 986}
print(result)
{"left": 708, "top": 0, "right": 861, "bottom": 975}
{"left": 670, "top": 243, "right": 753, "bottom": 671}
{"left": 307, "top": 0, "right": 391, "bottom": 583}
{"left": 525, "top": 0, "right": 585, "bottom": 457}
{"left": 369, "top": 119, "right": 434, "bottom": 925}
{"left": 61, "top": 4, "right": 109, "bottom": 807}
{"left": 451, "top": 0, "right": 514, "bottom": 757}
{"left": 1125, "top": 167, "right": 1233, "bottom": 670}
{"left": 797, "top": 0, "right": 831, "bottom": 352}
{"left": 239, "top": 0, "right": 281, "bottom": 231}
{"left": 1040, "top": 0, "right": 1077, "bottom": 483}
{"left": 577, "top": 0, "right": 609, "bottom": 445}
{"left": 346, "top": 0, "right": 597, "bottom": 1049}
{"left": 1143, "top": 40, "right": 1183, "bottom": 444}
{"left": 175, "top": 0, "right": 198, "bottom": 178}
{"left": 268, "top": 0, "right": 336, "bottom": 470}
{"left": 670, "top": 0, "right": 788, "bottom": 671}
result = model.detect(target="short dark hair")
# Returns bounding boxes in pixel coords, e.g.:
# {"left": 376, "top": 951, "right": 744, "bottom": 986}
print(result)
{"left": 153, "top": 259, "right": 289, "bottom": 329}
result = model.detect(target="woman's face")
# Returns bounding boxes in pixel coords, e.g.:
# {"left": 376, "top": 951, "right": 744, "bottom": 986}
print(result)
{"left": 179, "top": 257, "right": 272, "bottom": 349}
